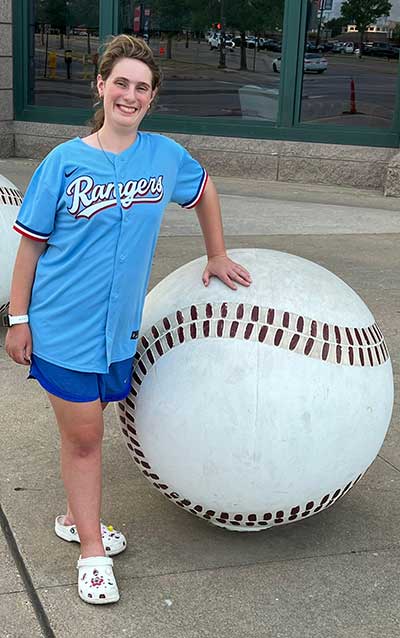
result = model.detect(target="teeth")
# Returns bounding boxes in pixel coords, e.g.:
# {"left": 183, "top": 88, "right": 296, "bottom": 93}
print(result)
{"left": 118, "top": 105, "right": 137, "bottom": 113}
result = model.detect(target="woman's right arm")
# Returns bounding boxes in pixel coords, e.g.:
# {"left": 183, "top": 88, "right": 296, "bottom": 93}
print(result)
{"left": 5, "top": 237, "right": 47, "bottom": 365}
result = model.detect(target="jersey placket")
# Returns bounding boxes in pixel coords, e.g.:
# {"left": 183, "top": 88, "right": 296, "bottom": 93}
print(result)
{"left": 104, "top": 155, "right": 128, "bottom": 368}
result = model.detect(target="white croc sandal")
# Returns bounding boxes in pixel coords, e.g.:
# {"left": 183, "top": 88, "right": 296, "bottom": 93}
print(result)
{"left": 55, "top": 516, "right": 127, "bottom": 556}
{"left": 77, "top": 556, "right": 120, "bottom": 605}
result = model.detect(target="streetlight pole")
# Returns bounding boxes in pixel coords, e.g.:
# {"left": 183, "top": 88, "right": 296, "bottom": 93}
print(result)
{"left": 316, "top": 0, "right": 325, "bottom": 47}
{"left": 218, "top": 0, "right": 226, "bottom": 69}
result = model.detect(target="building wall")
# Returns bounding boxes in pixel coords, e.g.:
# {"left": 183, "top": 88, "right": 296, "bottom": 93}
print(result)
{"left": 5, "top": 0, "right": 400, "bottom": 195}
{"left": 0, "top": 0, "right": 14, "bottom": 156}
{"left": 11, "top": 119, "right": 400, "bottom": 195}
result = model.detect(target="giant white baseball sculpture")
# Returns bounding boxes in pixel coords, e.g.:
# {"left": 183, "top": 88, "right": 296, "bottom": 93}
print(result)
{"left": 117, "top": 249, "right": 393, "bottom": 531}
{"left": 0, "top": 175, "right": 23, "bottom": 314}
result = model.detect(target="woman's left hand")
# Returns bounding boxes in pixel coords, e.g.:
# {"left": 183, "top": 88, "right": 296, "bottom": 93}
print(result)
{"left": 202, "top": 255, "right": 252, "bottom": 290}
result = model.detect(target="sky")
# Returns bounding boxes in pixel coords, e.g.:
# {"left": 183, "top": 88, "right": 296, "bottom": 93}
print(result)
{"left": 390, "top": 0, "right": 400, "bottom": 20}
{"left": 327, "top": 0, "right": 400, "bottom": 21}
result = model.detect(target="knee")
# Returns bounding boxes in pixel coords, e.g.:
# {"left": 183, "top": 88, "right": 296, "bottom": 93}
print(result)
{"left": 62, "top": 424, "right": 103, "bottom": 457}
{"left": 69, "top": 440, "right": 101, "bottom": 459}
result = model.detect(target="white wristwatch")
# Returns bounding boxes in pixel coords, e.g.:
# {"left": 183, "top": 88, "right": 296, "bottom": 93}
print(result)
{"left": 2, "top": 314, "right": 29, "bottom": 327}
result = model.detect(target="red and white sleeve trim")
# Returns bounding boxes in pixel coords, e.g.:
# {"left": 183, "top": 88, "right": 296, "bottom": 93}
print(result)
{"left": 181, "top": 170, "right": 209, "bottom": 209}
{"left": 13, "top": 221, "right": 50, "bottom": 242}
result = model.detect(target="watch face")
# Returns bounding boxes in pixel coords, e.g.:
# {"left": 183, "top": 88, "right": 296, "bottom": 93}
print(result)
{"left": 2, "top": 315, "right": 11, "bottom": 328}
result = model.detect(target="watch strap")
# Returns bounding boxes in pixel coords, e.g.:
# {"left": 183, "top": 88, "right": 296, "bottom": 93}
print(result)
{"left": 2, "top": 314, "right": 29, "bottom": 327}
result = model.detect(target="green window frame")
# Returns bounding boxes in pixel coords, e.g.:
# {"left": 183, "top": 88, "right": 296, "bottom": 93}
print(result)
{"left": 13, "top": 0, "right": 400, "bottom": 147}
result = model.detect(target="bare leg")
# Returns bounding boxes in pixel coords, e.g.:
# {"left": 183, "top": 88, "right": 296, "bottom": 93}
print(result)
{"left": 48, "top": 394, "right": 106, "bottom": 558}
{"left": 64, "top": 402, "right": 108, "bottom": 525}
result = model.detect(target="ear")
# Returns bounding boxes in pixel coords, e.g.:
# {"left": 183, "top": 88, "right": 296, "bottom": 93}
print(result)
{"left": 97, "top": 74, "right": 104, "bottom": 98}
{"left": 149, "top": 88, "right": 158, "bottom": 105}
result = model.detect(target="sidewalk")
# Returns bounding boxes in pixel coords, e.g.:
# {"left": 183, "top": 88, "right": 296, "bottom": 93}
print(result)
{"left": 1, "top": 159, "right": 399, "bottom": 638}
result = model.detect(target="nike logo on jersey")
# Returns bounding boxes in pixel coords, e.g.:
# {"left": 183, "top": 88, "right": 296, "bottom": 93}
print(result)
{"left": 65, "top": 168, "right": 78, "bottom": 178}
{"left": 66, "top": 175, "right": 164, "bottom": 219}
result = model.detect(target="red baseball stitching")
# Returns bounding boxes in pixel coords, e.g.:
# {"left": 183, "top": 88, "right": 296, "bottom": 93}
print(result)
{"left": 136, "top": 302, "right": 388, "bottom": 369}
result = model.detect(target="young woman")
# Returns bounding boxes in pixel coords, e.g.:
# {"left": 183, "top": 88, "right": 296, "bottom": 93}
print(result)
{"left": 5, "top": 34, "right": 251, "bottom": 605}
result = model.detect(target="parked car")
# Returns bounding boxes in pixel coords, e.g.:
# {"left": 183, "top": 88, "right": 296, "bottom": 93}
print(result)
{"left": 363, "top": 43, "right": 399, "bottom": 58}
{"left": 209, "top": 34, "right": 220, "bottom": 49}
{"left": 342, "top": 42, "right": 355, "bottom": 54}
{"left": 247, "top": 36, "right": 267, "bottom": 50}
{"left": 265, "top": 40, "right": 282, "bottom": 52}
{"left": 209, "top": 34, "right": 235, "bottom": 50}
{"left": 331, "top": 41, "right": 345, "bottom": 52}
{"left": 231, "top": 36, "right": 268, "bottom": 50}
{"left": 306, "top": 41, "right": 323, "bottom": 53}
{"left": 256, "top": 37, "right": 267, "bottom": 50}
{"left": 272, "top": 53, "right": 328, "bottom": 74}
{"left": 319, "top": 42, "right": 334, "bottom": 52}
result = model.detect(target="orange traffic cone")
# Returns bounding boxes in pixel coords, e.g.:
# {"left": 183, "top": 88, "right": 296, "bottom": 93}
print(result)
{"left": 350, "top": 78, "right": 357, "bottom": 114}
{"left": 342, "top": 78, "right": 361, "bottom": 115}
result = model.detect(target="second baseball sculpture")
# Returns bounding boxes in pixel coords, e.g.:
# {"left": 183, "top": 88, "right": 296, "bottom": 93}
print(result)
{"left": 117, "top": 249, "right": 393, "bottom": 531}
{"left": 0, "top": 175, "right": 23, "bottom": 314}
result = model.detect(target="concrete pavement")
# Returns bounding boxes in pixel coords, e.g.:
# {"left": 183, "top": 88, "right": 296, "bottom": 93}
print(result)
{"left": 1, "top": 159, "right": 400, "bottom": 637}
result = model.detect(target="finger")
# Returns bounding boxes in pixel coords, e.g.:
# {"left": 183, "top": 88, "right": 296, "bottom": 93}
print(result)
{"left": 222, "top": 274, "right": 237, "bottom": 290}
{"left": 202, "top": 270, "right": 210, "bottom": 287}
{"left": 25, "top": 336, "right": 32, "bottom": 361}
{"left": 233, "top": 273, "right": 251, "bottom": 287}
{"left": 11, "top": 350, "right": 30, "bottom": 365}
{"left": 231, "top": 262, "right": 251, "bottom": 277}
{"left": 232, "top": 265, "right": 252, "bottom": 280}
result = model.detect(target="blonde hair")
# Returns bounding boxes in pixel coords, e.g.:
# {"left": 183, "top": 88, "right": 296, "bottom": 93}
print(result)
{"left": 91, "top": 34, "right": 162, "bottom": 133}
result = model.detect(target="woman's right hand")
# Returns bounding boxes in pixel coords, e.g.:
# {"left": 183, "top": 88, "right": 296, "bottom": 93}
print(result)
{"left": 5, "top": 324, "right": 32, "bottom": 365}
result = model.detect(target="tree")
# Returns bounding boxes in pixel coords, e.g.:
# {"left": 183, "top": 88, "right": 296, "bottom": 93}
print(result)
{"left": 39, "top": 0, "right": 68, "bottom": 48}
{"left": 324, "top": 16, "right": 348, "bottom": 38}
{"left": 341, "top": 0, "right": 392, "bottom": 54}
{"left": 220, "top": 0, "right": 284, "bottom": 70}
{"left": 152, "top": 0, "right": 191, "bottom": 59}
{"left": 391, "top": 22, "right": 400, "bottom": 43}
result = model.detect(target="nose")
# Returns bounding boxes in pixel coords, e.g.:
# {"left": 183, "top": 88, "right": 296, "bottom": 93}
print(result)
{"left": 125, "top": 84, "right": 142, "bottom": 103}
{"left": 126, "top": 85, "right": 136, "bottom": 103}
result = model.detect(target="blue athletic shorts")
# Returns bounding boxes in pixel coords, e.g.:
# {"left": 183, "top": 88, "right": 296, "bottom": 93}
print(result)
{"left": 28, "top": 354, "right": 134, "bottom": 403}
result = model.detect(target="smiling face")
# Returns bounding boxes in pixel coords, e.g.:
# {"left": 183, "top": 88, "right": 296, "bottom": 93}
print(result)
{"left": 97, "top": 57, "right": 155, "bottom": 132}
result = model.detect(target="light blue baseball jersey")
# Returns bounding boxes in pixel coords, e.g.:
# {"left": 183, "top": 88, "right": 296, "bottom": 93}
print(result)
{"left": 14, "top": 133, "right": 208, "bottom": 373}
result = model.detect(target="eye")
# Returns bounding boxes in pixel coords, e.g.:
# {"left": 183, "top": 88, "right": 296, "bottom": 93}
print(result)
{"left": 116, "top": 80, "right": 127, "bottom": 87}
{"left": 138, "top": 85, "right": 150, "bottom": 92}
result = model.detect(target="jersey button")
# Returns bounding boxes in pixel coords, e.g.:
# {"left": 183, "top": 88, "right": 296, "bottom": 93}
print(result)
{"left": 119, "top": 254, "right": 126, "bottom": 262}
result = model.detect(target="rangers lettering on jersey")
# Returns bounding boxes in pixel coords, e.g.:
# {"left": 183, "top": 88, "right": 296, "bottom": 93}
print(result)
{"left": 66, "top": 175, "right": 164, "bottom": 219}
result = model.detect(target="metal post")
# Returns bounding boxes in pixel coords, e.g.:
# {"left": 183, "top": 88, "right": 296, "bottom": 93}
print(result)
{"left": 218, "top": 0, "right": 226, "bottom": 69}
{"left": 316, "top": 0, "right": 325, "bottom": 47}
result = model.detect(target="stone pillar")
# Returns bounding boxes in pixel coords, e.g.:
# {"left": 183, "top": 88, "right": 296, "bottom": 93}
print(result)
{"left": 384, "top": 152, "right": 400, "bottom": 197}
{"left": 0, "top": 0, "right": 14, "bottom": 157}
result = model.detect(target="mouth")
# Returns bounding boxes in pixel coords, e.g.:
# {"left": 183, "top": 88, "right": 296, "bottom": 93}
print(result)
{"left": 116, "top": 104, "right": 138, "bottom": 115}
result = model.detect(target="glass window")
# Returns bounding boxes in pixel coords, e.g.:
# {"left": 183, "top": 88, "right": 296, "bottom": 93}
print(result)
{"left": 119, "top": 0, "right": 285, "bottom": 122}
{"left": 300, "top": 0, "right": 398, "bottom": 129}
{"left": 28, "top": 0, "right": 100, "bottom": 108}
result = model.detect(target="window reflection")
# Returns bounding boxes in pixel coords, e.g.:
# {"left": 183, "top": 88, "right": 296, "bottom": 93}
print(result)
{"left": 28, "top": 0, "right": 100, "bottom": 108}
{"left": 300, "top": 0, "right": 397, "bottom": 128}
{"left": 119, "top": 0, "right": 285, "bottom": 121}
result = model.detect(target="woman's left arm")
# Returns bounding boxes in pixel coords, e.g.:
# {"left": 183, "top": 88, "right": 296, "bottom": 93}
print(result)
{"left": 195, "top": 178, "right": 252, "bottom": 290}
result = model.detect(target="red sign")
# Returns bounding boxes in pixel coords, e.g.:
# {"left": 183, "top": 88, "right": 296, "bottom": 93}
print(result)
{"left": 133, "top": 6, "right": 141, "bottom": 33}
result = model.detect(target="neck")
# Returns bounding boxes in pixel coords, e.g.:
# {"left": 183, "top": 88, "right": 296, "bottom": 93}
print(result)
{"left": 97, "top": 125, "right": 138, "bottom": 153}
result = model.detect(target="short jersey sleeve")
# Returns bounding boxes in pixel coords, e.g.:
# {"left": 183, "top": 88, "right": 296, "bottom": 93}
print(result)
{"left": 171, "top": 147, "right": 208, "bottom": 209}
{"left": 13, "top": 149, "right": 63, "bottom": 242}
